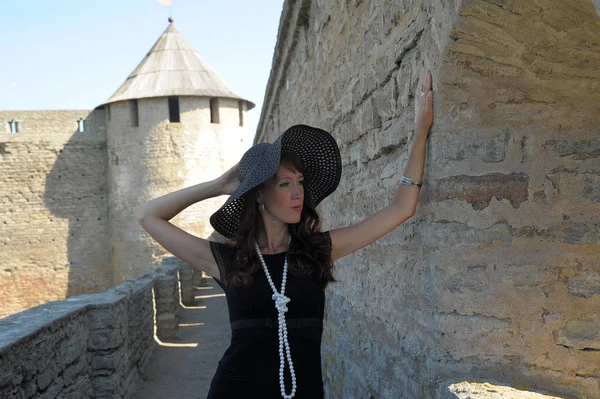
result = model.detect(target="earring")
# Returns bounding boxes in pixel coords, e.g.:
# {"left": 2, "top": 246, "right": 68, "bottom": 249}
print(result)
{"left": 258, "top": 202, "right": 265, "bottom": 212}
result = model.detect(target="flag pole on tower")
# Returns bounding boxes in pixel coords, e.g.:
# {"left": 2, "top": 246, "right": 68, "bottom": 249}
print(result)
{"left": 156, "top": 0, "right": 173, "bottom": 21}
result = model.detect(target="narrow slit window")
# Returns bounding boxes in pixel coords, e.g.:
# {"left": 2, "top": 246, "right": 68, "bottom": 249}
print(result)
{"left": 129, "top": 99, "right": 139, "bottom": 127}
{"left": 168, "top": 96, "right": 180, "bottom": 123}
{"left": 210, "top": 98, "right": 220, "bottom": 124}
{"left": 238, "top": 101, "right": 244, "bottom": 127}
{"left": 106, "top": 104, "right": 111, "bottom": 121}
{"left": 9, "top": 120, "right": 18, "bottom": 133}
{"left": 78, "top": 118, "right": 85, "bottom": 132}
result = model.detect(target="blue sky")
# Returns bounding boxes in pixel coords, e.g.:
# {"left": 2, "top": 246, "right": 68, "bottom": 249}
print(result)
{"left": 0, "top": 0, "right": 284, "bottom": 137}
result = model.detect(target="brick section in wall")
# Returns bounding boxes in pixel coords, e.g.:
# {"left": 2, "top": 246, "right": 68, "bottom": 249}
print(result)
{"left": 431, "top": 172, "right": 529, "bottom": 210}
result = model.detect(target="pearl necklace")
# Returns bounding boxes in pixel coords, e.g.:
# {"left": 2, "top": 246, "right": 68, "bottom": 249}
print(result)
{"left": 254, "top": 236, "right": 297, "bottom": 399}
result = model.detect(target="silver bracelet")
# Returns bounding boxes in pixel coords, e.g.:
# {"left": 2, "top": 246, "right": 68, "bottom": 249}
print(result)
{"left": 400, "top": 175, "right": 422, "bottom": 188}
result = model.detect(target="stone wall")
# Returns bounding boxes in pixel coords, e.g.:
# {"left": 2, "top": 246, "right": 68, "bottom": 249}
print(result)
{"left": 257, "top": 0, "right": 600, "bottom": 398}
{"left": 0, "top": 110, "right": 110, "bottom": 319}
{"left": 0, "top": 257, "right": 194, "bottom": 398}
{"left": 0, "top": 95, "right": 249, "bottom": 318}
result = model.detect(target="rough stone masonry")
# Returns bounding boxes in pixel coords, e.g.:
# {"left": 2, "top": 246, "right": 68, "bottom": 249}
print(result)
{"left": 0, "top": 100, "right": 246, "bottom": 318}
{"left": 256, "top": 0, "right": 600, "bottom": 398}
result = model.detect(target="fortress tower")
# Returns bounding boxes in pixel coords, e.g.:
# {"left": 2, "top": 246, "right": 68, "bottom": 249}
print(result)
{"left": 102, "top": 20, "right": 254, "bottom": 284}
{"left": 0, "top": 19, "right": 254, "bottom": 318}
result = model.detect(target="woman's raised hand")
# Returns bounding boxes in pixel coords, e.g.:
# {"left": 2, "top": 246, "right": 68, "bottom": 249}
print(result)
{"left": 415, "top": 70, "right": 433, "bottom": 135}
{"left": 217, "top": 162, "right": 241, "bottom": 196}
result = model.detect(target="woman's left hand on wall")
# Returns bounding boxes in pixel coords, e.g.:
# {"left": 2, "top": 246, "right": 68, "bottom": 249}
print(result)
{"left": 415, "top": 70, "right": 434, "bottom": 135}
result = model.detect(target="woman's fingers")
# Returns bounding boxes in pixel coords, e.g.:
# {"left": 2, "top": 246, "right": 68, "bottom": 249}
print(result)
{"left": 423, "top": 71, "right": 433, "bottom": 109}
{"left": 415, "top": 70, "right": 434, "bottom": 132}
{"left": 426, "top": 90, "right": 433, "bottom": 110}
{"left": 419, "top": 71, "right": 433, "bottom": 98}
{"left": 426, "top": 70, "right": 432, "bottom": 91}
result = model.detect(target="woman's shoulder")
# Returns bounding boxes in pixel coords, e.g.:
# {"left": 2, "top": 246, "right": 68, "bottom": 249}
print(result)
{"left": 207, "top": 239, "right": 239, "bottom": 286}
{"left": 319, "top": 230, "right": 331, "bottom": 244}
{"left": 209, "top": 239, "right": 237, "bottom": 256}
{"left": 311, "top": 230, "right": 332, "bottom": 250}
{"left": 208, "top": 240, "right": 237, "bottom": 270}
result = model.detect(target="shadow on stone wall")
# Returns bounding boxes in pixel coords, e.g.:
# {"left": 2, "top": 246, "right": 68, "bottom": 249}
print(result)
{"left": 43, "top": 113, "right": 230, "bottom": 299}
{"left": 44, "top": 111, "right": 111, "bottom": 298}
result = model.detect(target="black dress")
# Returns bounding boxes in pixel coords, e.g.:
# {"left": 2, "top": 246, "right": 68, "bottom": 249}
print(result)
{"left": 206, "top": 233, "right": 330, "bottom": 399}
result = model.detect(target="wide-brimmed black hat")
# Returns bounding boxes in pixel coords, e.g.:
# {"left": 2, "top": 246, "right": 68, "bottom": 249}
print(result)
{"left": 209, "top": 124, "right": 341, "bottom": 238}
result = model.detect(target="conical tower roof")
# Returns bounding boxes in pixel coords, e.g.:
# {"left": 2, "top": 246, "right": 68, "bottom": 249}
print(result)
{"left": 102, "top": 23, "right": 254, "bottom": 109}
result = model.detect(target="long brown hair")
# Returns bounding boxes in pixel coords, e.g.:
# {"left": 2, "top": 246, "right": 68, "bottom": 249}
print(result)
{"left": 222, "top": 150, "right": 336, "bottom": 290}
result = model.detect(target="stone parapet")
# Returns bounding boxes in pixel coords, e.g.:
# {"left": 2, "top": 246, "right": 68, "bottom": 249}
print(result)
{"left": 0, "top": 258, "right": 195, "bottom": 398}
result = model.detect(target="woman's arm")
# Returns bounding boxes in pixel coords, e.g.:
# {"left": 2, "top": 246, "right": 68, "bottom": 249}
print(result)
{"left": 133, "top": 163, "right": 240, "bottom": 279}
{"left": 329, "top": 71, "right": 433, "bottom": 261}
{"left": 133, "top": 163, "right": 239, "bottom": 221}
{"left": 134, "top": 179, "right": 223, "bottom": 221}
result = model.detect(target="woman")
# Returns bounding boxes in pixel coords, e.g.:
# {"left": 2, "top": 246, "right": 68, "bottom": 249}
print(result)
{"left": 134, "top": 71, "right": 434, "bottom": 398}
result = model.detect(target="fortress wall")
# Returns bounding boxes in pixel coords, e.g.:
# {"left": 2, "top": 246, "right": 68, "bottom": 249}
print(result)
{"left": 0, "top": 110, "right": 110, "bottom": 319}
{"left": 257, "top": 0, "right": 600, "bottom": 397}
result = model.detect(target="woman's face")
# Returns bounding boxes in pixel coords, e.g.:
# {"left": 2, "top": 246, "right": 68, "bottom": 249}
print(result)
{"left": 259, "top": 164, "right": 304, "bottom": 224}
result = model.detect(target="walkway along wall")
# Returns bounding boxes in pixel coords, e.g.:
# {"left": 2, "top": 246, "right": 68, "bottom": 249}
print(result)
{"left": 256, "top": 0, "right": 600, "bottom": 398}
{"left": 0, "top": 258, "right": 195, "bottom": 398}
